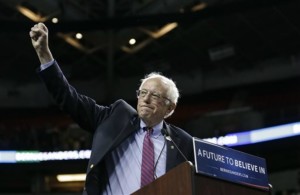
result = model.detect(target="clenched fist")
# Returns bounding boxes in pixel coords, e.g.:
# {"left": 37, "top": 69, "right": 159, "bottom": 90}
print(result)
{"left": 29, "top": 22, "right": 53, "bottom": 64}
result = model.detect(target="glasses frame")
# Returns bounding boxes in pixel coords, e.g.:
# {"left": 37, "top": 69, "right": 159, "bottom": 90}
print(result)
{"left": 136, "top": 89, "right": 172, "bottom": 103}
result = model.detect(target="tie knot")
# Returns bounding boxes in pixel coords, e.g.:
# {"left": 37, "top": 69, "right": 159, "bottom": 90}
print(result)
{"left": 143, "top": 127, "right": 153, "bottom": 134}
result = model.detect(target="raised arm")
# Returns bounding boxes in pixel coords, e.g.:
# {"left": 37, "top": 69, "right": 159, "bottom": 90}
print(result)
{"left": 29, "top": 23, "right": 105, "bottom": 132}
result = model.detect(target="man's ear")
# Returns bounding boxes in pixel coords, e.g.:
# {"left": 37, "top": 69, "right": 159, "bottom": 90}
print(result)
{"left": 167, "top": 103, "right": 176, "bottom": 113}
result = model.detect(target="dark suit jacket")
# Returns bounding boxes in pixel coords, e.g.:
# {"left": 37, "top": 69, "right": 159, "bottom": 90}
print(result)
{"left": 38, "top": 61, "right": 194, "bottom": 195}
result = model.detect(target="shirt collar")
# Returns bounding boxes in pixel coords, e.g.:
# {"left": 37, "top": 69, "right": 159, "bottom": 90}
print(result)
{"left": 140, "top": 120, "right": 163, "bottom": 137}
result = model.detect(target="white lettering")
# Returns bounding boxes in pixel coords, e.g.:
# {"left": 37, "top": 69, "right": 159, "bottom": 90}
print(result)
{"left": 198, "top": 149, "right": 202, "bottom": 156}
{"left": 199, "top": 150, "right": 225, "bottom": 163}
{"left": 234, "top": 160, "right": 258, "bottom": 172}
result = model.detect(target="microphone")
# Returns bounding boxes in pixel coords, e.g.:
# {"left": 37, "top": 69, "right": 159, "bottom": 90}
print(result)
{"left": 161, "top": 128, "right": 193, "bottom": 166}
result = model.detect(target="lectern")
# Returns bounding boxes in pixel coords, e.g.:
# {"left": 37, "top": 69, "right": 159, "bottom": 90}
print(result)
{"left": 132, "top": 161, "right": 270, "bottom": 195}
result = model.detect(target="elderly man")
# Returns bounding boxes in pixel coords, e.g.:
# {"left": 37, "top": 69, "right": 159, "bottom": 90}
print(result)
{"left": 30, "top": 22, "right": 194, "bottom": 195}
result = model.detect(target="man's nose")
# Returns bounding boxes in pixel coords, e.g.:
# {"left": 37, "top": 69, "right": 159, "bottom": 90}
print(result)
{"left": 142, "top": 92, "right": 151, "bottom": 101}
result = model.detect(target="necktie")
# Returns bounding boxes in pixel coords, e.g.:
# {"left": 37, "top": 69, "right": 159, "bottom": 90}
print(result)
{"left": 141, "top": 127, "right": 154, "bottom": 187}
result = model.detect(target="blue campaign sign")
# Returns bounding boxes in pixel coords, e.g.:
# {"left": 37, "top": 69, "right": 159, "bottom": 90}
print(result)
{"left": 193, "top": 137, "right": 269, "bottom": 190}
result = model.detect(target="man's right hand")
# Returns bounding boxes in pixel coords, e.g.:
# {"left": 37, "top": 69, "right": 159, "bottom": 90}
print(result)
{"left": 29, "top": 22, "right": 54, "bottom": 65}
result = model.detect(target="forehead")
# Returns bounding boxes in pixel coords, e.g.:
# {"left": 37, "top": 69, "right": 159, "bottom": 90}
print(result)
{"left": 141, "top": 78, "right": 167, "bottom": 92}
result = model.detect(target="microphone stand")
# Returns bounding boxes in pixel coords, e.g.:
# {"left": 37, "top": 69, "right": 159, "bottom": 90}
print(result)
{"left": 161, "top": 128, "right": 193, "bottom": 166}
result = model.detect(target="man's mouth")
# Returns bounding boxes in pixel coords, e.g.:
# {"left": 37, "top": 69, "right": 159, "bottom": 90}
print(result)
{"left": 141, "top": 105, "right": 153, "bottom": 110}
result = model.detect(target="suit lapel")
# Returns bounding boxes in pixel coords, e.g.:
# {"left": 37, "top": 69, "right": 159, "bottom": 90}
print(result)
{"left": 165, "top": 123, "right": 183, "bottom": 172}
{"left": 111, "top": 115, "right": 140, "bottom": 150}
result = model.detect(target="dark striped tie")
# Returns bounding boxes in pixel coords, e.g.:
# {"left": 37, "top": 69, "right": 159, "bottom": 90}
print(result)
{"left": 141, "top": 127, "right": 154, "bottom": 187}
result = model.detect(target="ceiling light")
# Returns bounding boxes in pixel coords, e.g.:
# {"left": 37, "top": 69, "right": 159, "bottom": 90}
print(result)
{"left": 191, "top": 3, "right": 207, "bottom": 12}
{"left": 16, "top": 5, "right": 46, "bottom": 22}
{"left": 57, "top": 33, "right": 87, "bottom": 52}
{"left": 141, "top": 22, "right": 178, "bottom": 39}
{"left": 52, "top": 17, "right": 59, "bottom": 23}
{"left": 75, "top": 33, "right": 83, "bottom": 40}
{"left": 129, "top": 38, "right": 136, "bottom": 45}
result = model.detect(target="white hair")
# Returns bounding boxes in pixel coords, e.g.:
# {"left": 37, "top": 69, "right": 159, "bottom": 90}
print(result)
{"left": 139, "top": 72, "right": 180, "bottom": 118}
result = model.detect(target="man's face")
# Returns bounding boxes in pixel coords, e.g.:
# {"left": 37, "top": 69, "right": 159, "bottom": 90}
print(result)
{"left": 137, "top": 78, "right": 174, "bottom": 127}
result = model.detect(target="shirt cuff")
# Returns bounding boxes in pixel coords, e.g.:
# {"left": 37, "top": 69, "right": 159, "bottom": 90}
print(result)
{"left": 40, "top": 60, "right": 55, "bottom": 70}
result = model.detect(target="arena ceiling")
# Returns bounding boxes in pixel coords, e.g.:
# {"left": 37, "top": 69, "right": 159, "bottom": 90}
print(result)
{"left": 0, "top": 0, "right": 300, "bottom": 136}
{"left": 0, "top": 0, "right": 299, "bottom": 83}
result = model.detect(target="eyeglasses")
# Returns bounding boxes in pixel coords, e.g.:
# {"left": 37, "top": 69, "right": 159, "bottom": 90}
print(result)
{"left": 136, "top": 89, "right": 172, "bottom": 103}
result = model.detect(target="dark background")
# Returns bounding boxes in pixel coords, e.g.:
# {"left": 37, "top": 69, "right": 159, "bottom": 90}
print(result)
{"left": 0, "top": 0, "right": 300, "bottom": 194}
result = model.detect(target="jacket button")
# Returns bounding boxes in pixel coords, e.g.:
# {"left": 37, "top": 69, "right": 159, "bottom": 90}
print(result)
{"left": 90, "top": 164, "right": 94, "bottom": 169}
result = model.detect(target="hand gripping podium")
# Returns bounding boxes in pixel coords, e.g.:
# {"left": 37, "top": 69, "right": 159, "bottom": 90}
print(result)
{"left": 133, "top": 138, "right": 271, "bottom": 195}
{"left": 132, "top": 161, "right": 270, "bottom": 195}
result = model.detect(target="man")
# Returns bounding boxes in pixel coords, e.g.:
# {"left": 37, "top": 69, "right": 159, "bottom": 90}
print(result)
{"left": 30, "top": 22, "right": 194, "bottom": 195}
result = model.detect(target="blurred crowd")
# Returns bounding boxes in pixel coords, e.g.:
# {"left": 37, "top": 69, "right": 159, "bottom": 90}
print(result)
{"left": 0, "top": 123, "right": 91, "bottom": 151}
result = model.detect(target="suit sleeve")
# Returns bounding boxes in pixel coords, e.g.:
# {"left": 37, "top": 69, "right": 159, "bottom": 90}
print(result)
{"left": 37, "top": 61, "right": 111, "bottom": 133}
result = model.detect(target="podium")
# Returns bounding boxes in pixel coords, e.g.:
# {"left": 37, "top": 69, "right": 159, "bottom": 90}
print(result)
{"left": 132, "top": 161, "right": 270, "bottom": 195}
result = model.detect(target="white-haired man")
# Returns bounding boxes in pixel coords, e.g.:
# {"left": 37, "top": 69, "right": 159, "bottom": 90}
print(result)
{"left": 30, "top": 23, "right": 194, "bottom": 195}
